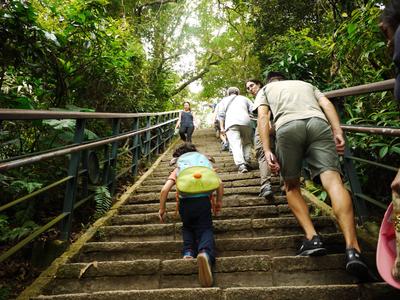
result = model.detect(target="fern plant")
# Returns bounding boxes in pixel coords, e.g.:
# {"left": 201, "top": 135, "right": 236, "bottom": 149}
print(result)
{"left": 94, "top": 186, "right": 112, "bottom": 220}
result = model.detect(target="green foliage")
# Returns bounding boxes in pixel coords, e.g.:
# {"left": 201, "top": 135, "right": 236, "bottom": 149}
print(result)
{"left": 93, "top": 186, "right": 112, "bottom": 219}
{"left": 305, "top": 180, "right": 329, "bottom": 203}
{"left": 0, "top": 0, "right": 186, "bottom": 113}
{"left": 262, "top": 28, "right": 331, "bottom": 87}
{"left": 331, "top": 2, "right": 392, "bottom": 85}
{"left": 9, "top": 180, "right": 43, "bottom": 195}
{"left": 0, "top": 286, "right": 11, "bottom": 300}
{"left": 0, "top": 214, "right": 39, "bottom": 243}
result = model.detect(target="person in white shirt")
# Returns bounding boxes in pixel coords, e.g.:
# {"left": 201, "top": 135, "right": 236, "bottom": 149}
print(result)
{"left": 218, "top": 87, "right": 254, "bottom": 173}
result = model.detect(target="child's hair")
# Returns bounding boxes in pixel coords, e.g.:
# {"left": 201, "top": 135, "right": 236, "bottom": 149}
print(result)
{"left": 172, "top": 142, "right": 197, "bottom": 158}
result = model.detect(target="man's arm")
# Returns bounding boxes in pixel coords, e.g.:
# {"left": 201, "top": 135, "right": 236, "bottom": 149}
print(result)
{"left": 257, "top": 105, "right": 280, "bottom": 173}
{"left": 318, "top": 96, "right": 345, "bottom": 155}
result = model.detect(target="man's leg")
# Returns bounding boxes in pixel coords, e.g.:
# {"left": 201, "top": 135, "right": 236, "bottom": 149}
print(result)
{"left": 285, "top": 178, "right": 318, "bottom": 240}
{"left": 285, "top": 178, "right": 326, "bottom": 256}
{"left": 226, "top": 126, "right": 246, "bottom": 167}
{"left": 320, "top": 170, "right": 361, "bottom": 251}
{"left": 320, "top": 170, "right": 369, "bottom": 279}
{"left": 254, "top": 129, "right": 272, "bottom": 197}
{"left": 240, "top": 125, "right": 254, "bottom": 163}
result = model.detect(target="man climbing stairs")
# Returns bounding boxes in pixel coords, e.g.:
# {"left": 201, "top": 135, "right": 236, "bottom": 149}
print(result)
{"left": 24, "top": 129, "right": 399, "bottom": 299}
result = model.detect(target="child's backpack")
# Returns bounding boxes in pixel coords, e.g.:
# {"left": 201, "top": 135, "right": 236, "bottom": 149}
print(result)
{"left": 176, "top": 152, "right": 220, "bottom": 196}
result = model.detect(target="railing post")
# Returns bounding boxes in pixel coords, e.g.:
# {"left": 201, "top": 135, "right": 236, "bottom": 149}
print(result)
{"left": 171, "top": 112, "right": 178, "bottom": 140}
{"left": 155, "top": 115, "right": 161, "bottom": 155}
{"left": 161, "top": 114, "right": 167, "bottom": 150}
{"left": 333, "top": 99, "right": 369, "bottom": 224}
{"left": 131, "top": 117, "right": 140, "bottom": 177}
{"left": 342, "top": 140, "right": 369, "bottom": 224}
{"left": 60, "top": 119, "right": 85, "bottom": 241}
{"left": 107, "top": 118, "right": 121, "bottom": 195}
{"left": 102, "top": 144, "right": 110, "bottom": 185}
{"left": 145, "top": 116, "right": 151, "bottom": 161}
{"left": 81, "top": 149, "right": 89, "bottom": 198}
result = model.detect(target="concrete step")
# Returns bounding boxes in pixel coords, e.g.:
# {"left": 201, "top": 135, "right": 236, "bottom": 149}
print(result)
{"left": 96, "top": 216, "right": 337, "bottom": 242}
{"left": 72, "top": 233, "right": 345, "bottom": 262}
{"left": 159, "top": 156, "right": 239, "bottom": 166}
{"left": 111, "top": 205, "right": 292, "bottom": 225}
{"left": 152, "top": 165, "right": 253, "bottom": 176}
{"left": 42, "top": 254, "right": 378, "bottom": 295}
{"left": 137, "top": 178, "right": 272, "bottom": 193}
{"left": 32, "top": 283, "right": 400, "bottom": 300}
{"left": 129, "top": 187, "right": 283, "bottom": 204}
{"left": 150, "top": 170, "right": 262, "bottom": 180}
{"left": 145, "top": 171, "right": 267, "bottom": 186}
{"left": 159, "top": 156, "right": 258, "bottom": 170}
{"left": 137, "top": 179, "right": 280, "bottom": 194}
{"left": 120, "top": 196, "right": 288, "bottom": 214}
{"left": 158, "top": 159, "right": 237, "bottom": 167}
{"left": 141, "top": 175, "right": 281, "bottom": 187}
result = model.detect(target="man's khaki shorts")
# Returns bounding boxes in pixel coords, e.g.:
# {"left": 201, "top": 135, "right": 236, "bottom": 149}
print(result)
{"left": 275, "top": 117, "right": 342, "bottom": 180}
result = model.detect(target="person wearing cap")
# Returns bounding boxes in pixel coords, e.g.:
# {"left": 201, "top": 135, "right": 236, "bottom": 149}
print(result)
{"left": 217, "top": 87, "right": 254, "bottom": 173}
{"left": 254, "top": 71, "right": 369, "bottom": 280}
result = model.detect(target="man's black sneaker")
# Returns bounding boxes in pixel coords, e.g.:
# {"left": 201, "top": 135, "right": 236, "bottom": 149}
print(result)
{"left": 345, "top": 248, "right": 369, "bottom": 281}
{"left": 297, "top": 235, "right": 327, "bottom": 256}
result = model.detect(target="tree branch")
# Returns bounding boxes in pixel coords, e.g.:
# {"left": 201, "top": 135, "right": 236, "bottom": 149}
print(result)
{"left": 138, "top": 0, "right": 178, "bottom": 10}
{"left": 170, "top": 58, "right": 223, "bottom": 96}
{"left": 170, "top": 68, "right": 209, "bottom": 96}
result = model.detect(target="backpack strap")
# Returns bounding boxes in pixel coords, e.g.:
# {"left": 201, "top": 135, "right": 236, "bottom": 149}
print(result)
{"left": 224, "top": 95, "right": 238, "bottom": 115}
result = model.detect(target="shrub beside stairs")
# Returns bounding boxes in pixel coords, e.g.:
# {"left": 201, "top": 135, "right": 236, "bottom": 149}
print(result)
{"left": 23, "top": 129, "right": 399, "bottom": 299}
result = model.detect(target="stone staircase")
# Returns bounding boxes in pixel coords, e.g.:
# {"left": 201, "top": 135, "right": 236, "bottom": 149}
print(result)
{"left": 28, "top": 129, "right": 399, "bottom": 299}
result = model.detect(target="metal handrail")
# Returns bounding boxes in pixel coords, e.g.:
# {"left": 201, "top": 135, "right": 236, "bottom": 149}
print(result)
{"left": 0, "top": 212, "right": 69, "bottom": 262}
{"left": 0, "top": 118, "right": 177, "bottom": 171}
{"left": 324, "top": 79, "right": 395, "bottom": 98}
{"left": 0, "top": 109, "right": 180, "bottom": 120}
{"left": 324, "top": 79, "right": 399, "bottom": 222}
{"left": 346, "top": 155, "right": 398, "bottom": 172}
{"left": 341, "top": 124, "right": 400, "bottom": 136}
{"left": 0, "top": 109, "right": 179, "bottom": 263}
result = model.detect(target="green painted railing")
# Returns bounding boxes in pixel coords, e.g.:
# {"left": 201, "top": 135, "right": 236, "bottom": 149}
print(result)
{"left": 324, "top": 79, "right": 400, "bottom": 224}
{"left": 0, "top": 109, "right": 179, "bottom": 263}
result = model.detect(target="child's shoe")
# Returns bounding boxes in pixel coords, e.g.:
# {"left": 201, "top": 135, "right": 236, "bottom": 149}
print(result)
{"left": 197, "top": 252, "right": 213, "bottom": 287}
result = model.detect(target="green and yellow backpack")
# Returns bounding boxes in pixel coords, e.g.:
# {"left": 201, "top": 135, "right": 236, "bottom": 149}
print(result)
{"left": 175, "top": 152, "right": 221, "bottom": 212}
